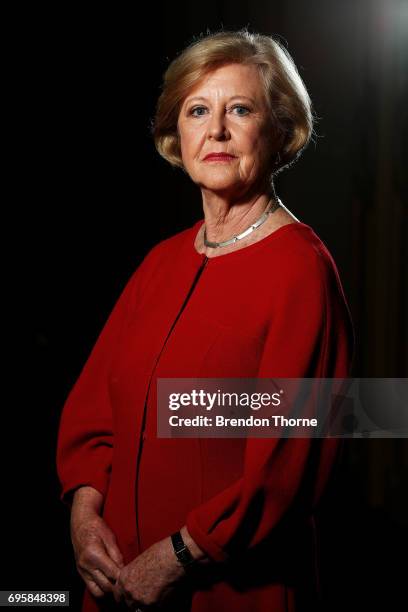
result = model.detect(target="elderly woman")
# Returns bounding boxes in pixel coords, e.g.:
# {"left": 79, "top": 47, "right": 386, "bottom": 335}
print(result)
{"left": 57, "top": 29, "right": 354, "bottom": 611}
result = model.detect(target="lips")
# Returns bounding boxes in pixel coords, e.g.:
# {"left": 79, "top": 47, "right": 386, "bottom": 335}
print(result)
{"left": 203, "top": 153, "right": 236, "bottom": 161}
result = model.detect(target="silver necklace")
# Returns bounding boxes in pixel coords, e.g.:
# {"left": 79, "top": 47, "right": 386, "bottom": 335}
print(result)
{"left": 203, "top": 197, "right": 282, "bottom": 248}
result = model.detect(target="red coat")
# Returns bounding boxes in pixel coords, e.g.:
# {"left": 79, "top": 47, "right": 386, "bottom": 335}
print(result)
{"left": 56, "top": 219, "right": 355, "bottom": 611}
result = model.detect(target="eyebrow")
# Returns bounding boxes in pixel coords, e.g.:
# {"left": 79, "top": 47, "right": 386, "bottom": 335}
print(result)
{"left": 184, "top": 95, "right": 256, "bottom": 105}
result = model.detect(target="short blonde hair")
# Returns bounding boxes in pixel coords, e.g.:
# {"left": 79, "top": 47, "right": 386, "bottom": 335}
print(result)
{"left": 151, "top": 28, "right": 314, "bottom": 177}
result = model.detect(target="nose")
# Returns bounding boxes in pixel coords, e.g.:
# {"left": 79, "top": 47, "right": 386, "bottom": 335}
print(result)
{"left": 207, "top": 109, "right": 230, "bottom": 140}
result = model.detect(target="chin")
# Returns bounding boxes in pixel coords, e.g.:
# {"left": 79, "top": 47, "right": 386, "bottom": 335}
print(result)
{"left": 196, "top": 171, "right": 239, "bottom": 190}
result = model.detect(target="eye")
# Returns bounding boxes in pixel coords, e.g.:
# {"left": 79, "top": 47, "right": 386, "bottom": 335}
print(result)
{"left": 230, "top": 105, "right": 250, "bottom": 116}
{"left": 188, "top": 104, "right": 251, "bottom": 118}
{"left": 190, "top": 106, "right": 207, "bottom": 117}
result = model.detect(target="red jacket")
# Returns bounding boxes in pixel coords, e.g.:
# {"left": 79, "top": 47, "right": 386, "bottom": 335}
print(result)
{"left": 56, "top": 219, "right": 355, "bottom": 611}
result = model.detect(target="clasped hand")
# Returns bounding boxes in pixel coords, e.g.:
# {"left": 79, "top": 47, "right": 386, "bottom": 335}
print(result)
{"left": 71, "top": 488, "right": 187, "bottom": 609}
{"left": 112, "top": 536, "right": 186, "bottom": 609}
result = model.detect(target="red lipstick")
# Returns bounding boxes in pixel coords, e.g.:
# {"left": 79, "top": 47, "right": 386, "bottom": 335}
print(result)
{"left": 203, "top": 153, "right": 236, "bottom": 161}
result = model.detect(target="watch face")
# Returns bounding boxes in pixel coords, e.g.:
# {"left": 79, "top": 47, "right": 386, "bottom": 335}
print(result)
{"left": 171, "top": 532, "right": 195, "bottom": 566}
{"left": 178, "top": 549, "right": 192, "bottom": 563}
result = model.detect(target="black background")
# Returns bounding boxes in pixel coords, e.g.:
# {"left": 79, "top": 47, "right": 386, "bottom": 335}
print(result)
{"left": 4, "top": 2, "right": 407, "bottom": 610}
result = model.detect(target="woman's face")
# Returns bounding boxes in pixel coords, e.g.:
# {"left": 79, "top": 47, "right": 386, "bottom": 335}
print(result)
{"left": 177, "top": 63, "right": 276, "bottom": 195}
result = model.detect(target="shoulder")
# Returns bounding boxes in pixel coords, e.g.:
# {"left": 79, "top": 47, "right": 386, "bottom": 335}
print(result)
{"left": 146, "top": 223, "right": 193, "bottom": 260}
{"left": 274, "top": 223, "right": 339, "bottom": 278}
{"left": 278, "top": 224, "right": 355, "bottom": 361}
{"left": 266, "top": 223, "right": 348, "bottom": 307}
{"left": 126, "top": 222, "right": 194, "bottom": 288}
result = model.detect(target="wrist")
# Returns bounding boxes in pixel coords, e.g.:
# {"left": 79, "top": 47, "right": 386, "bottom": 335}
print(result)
{"left": 178, "top": 526, "right": 210, "bottom": 565}
{"left": 71, "top": 486, "right": 103, "bottom": 516}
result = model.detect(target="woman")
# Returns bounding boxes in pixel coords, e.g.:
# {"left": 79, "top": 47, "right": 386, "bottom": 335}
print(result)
{"left": 57, "top": 29, "right": 355, "bottom": 611}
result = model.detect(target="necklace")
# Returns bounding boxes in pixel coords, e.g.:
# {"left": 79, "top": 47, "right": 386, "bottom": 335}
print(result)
{"left": 203, "top": 197, "right": 282, "bottom": 248}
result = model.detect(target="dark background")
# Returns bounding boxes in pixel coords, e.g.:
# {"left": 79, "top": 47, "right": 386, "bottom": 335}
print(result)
{"left": 5, "top": 1, "right": 407, "bottom": 610}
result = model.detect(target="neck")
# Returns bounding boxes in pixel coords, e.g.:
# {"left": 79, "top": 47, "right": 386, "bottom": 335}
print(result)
{"left": 201, "top": 184, "right": 277, "bottom": 245}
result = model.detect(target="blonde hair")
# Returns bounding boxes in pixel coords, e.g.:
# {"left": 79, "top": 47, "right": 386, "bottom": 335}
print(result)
{"left": 151, "top": 28, "right": 315, "bottom": 177}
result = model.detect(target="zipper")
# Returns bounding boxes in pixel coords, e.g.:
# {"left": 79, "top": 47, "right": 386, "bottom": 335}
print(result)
{"left": 135, "top": 255, "right": 209, "bottom": 550}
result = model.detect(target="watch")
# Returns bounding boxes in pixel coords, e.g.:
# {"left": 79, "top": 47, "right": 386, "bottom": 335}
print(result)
{"left": 171, "top": 531, "right": 197, "bottom": 572}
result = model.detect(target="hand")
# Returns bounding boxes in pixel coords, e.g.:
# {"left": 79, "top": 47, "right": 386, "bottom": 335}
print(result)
{"left": 70, "top": 486, "right": 125, "bottom": 599}
{"left": 112, "top": 535, "right": 186, "bottom": 609}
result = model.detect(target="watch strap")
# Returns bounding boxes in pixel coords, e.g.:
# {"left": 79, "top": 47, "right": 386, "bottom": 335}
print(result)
{"left": 171, "top": 531, "right": 197, "bottom": 571}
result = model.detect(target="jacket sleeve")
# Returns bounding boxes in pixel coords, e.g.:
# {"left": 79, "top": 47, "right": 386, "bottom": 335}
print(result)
{"left": 185, "top": 248, "right": 355, "bottom": 563}
{"left": 56, "top": 250, "right": 155, "bottom": 509}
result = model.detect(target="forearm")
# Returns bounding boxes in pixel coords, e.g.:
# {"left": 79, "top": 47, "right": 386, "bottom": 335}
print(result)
{"left": 71, "top": 485, "right": 104, "bottom": 520}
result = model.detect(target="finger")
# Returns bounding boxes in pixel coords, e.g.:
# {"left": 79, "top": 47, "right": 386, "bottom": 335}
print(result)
{"left": 103, "top": 535, "right": 125, "bottom": 569}
{"left": 113, "top": 583, "right": 134, "bottom": 608}
{"left": 86, "top": 580, "right": 104, "bottom": 599}
{"left": 80, "top": 571, "right": 105, "bottom": 599}
{"left": 94, "top": 567, "right": 118, "bottom": 593}
{"left": 112, "top": 580, "right": 138, "bottom": 609}
{"left": 82, "top": 566, "right": 115, "bottom": 595}
{"left": 95, "top": 552, "right": 122, "bottom": 584}
{"left": 80, "top": 542, "right": 122, "bottom": 584}
{"left": 112, "top": 583, "right": 124, "bottom": 605}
